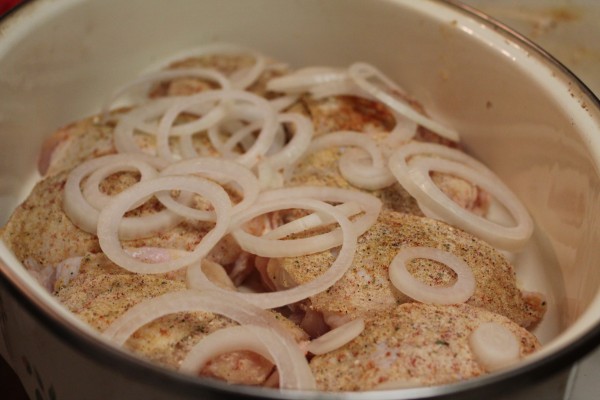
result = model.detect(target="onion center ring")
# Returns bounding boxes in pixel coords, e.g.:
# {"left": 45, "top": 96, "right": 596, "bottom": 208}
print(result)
{"left": 348, "top": 62, "right": 459, "bottom": 142}
{"left": 232, "top": 186, "right": 381, "bottom": 257}
{"left": 306, "top": 318, "right": 365, "bottom": 355}
{"left": 63, "top": 154, "right": 185, "bottom": 239}
{"left": 157, "top": 90, "right": 278, "bottom": 166}
{"left": 157, "top": 157, "right": 259, "bottom": 220}
{"left": 187, "top": 197, "right": 358, "bottom": 309}
{"left": 389, "top": 246, "right": 475, "bottom": 304}
{"left": 388, "top": 142, "right": 534, "bottom": 250}
{"left": 102, "top": 289, "right": 316, "bottom": 389}
{"left": 469, "top": 321, "right": 521, "bottom": 372}
{"left": 180, "top": 324, "right": 315, "bottom": 390}
{"left": 97, "top": 175, "right": 232, "bottom": 274}
{"left": 101, "top": 68, "right": 231, "bottom": 121}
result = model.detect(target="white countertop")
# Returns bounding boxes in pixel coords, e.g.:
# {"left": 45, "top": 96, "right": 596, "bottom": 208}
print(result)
{"left": 463, "top": 1, "right": 600, "bottom": 399}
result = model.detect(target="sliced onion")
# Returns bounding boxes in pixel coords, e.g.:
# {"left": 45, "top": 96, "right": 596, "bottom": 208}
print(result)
{"left": 157, "top": 157, "right": 259, "bottom": 219}
{"left": 264, "top": 113, "right": 314, "bottom": 170}
{"left": 269, "top": 94, "right": 300, "bottom": 112}
{"left": 265, "top": 126, "right": 287, "bottom": 156}
{"left": 256, "top": 160, "right": 285, "bottom": 190}
{"left": 469, "top": 322, "right": 520, "bottom": 372}
{"left": 308, "top": 80, "right": 418, "bottom": 147}
{"left": 383, "top": 114, "right": 418, "bottom": 150}
{"left": 306, "top": 318, "right": 364, "bottom": 355}
{"left": 291, "top": 130, "right": 395, "bottom": 190}
{"left": 206, "top": 107, "right": 259, "bottom": 157}
{"left": 232, "top": 187, "right": 381, "bottom": 257}
{"left": 388, "top": 246, "right": 475, "bottom": 304}
{"left": 262, "top": 201, "right": 362, "bottom": 240}
{"left": 348, "top": 62, "right": 460, "bottom": 142}
{"left": 113, "top": 96, "right": 216, "bottom": 155}
{"left": 101, "top": 68, "right": 231, "bottom": 120}
{"left": 151, "top": 43, "right": 267, "bottom": 90}
{"left": 266, "top": 67, "right": 348, "bottom": 94}
{"left": 388, "top": 142, "right": 534, "bottom": 250}
{"left": 308, "top": 79, "right": 367, "bottom": 100}
{"left": 103, "top": 289, "right": 291, "bottom": 344}
{"left": 102, "top": 288, "right": 315, "bottom": 388}
{"left": 200, "top": 259, "right": 236, "bottom": 291}
{"left": 63, "top": 154, "right": 184, "bottom": 239}
{"left": 338, "top": 148, "right": 396, "bottom": 190}
{"left": 81, "top": 156, "right": 166, "bottom": 210}
{"left": 97, "top": 175, "right": 232, "bottom": 274}
{"left": 157, "top": 90, "right": 278, "bottom": 166}
{"left": 180, "top": 324, "right": 315, "bottom": 390}
{"left": 187, "top": 198, "right": 358, "bottom": 309}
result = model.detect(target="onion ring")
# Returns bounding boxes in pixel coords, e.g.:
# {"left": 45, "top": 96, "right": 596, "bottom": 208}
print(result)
{"left": 102, "top": 288, "right": 315, "bottom": 388}
{"left": 232, "top": 187, "right": 381, "bottom": 257}
{"left": 97, "top": 175, "right": 232, "bottom": 274}
{"left": 388, "top": 246, "right": 476, "bottom": 304}
{"left": 187, "top": 198, "right": 358, "bottom": 309}
{"left": 348, "top": 62, "right": 460, "bottom": 142}
{"left": 180, "top": 324, "right": 315, "bottom": 390}
{"left": 388, "top": 142, "right": 534, "bottom": 250}
{"left": 152, "top": 43, "right": 267, "bottom": 90}
{"left": 63, "top": 154, "right": 185, "bottom": 239}
{"left": 469, "top": 322, "right": 520, "bottom": 372}
{"left": 306, "top": 318, "right": 365, "bottom": 355}
{"left": 101, "top": 68, "right": 231, "bottom": 120}
{"left": 157, "top": 90, "right": 278, "bottom": 165}
{"left": 267, "top": 67, "right": 348, "bottom": 94}
{"left": 157, "top": 157, "right": 259, "bottom": 220}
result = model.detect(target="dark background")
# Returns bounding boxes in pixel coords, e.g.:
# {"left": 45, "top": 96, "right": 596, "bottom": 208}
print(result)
{"left": 1, "top": 2, "right": 30, "bottom": 400}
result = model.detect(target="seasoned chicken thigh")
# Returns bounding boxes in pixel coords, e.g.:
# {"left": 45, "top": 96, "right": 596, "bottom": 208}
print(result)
{"left": 310, "top": 302, "right": 540, "bottom": 391}
{"left": 272, "top": 210, "right": 545, "bottom": 329}
{"left": 55, "top": 253, "right": 306, "bottom": 386}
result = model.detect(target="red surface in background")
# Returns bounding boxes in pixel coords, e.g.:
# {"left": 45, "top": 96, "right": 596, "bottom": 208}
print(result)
{"left": 0, "top": 0, "right": 22, "bottom": 15}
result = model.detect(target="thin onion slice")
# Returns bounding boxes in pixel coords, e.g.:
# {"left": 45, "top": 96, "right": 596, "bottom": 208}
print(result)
{"left": 348, "top": 62, "right": 460, "bottom": 142}
{"left": 101, "top": 68, "right": 231, "bottom": 120}
{"left": 97, "top": 175, "right": 232, "bottom": 274}
{"left": 232, "top": 187, "right": 381, "bottom": 257}
{"left": 306, "top": 318, "right": 364, "bottom": 355}
{"left": 388, "top": 247, "right": 475, "bottom": 304}
{"left": 81, "top": 157, "right": 164, "bottom": 210}
{"left": 269, "top": 94, "right": 300, "bottom": 112}
{"left": 307, "top": 80, "right": 418, "bottom": 146}
{"left": 262, "top": 201, "right": 362, "bottom": 240}
{"left": 151, "top": 43, "right": 268, "bottom": 90}
{"left": 262, "top": 113, "right": 314, "bottom": 170}
{"left": 103, "top": 289, "right": 294, "bottom": 345}
{"left": 63, "top": 154, "right": 185, "bottom": 239}
{"left": 157, "top": 90, "right": 278, "bottom": 165}
{"left": 187, "top": 198, "right": 358, "bottom": 309}
{"left": 469, "top": 322, "right": 520, "bottom": 372}
{"left": 287, "top": 130, "right": 395, "bottom": 190}
{"left": 338, "top": 148, "right": 396, "bottom": 191}
{"left": 113, "top": 96, "right": 215, "bottom": 155}
{"left": 388, "top": 142, "right": 534, "bottom": 250}
{"left": 180, "top": 324, "right": 315, "bottom": 390}
{"left": 267, "top": 67, "right": 348, "bottom": 94}
{"left": 102, "top": 289, "right": 315, "bottom": 388}
{"left": 157, "top": 157, "right": 259, "bottom": 220}
{"left": 308, "top": 79, "right": 366, "bottom": 100}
